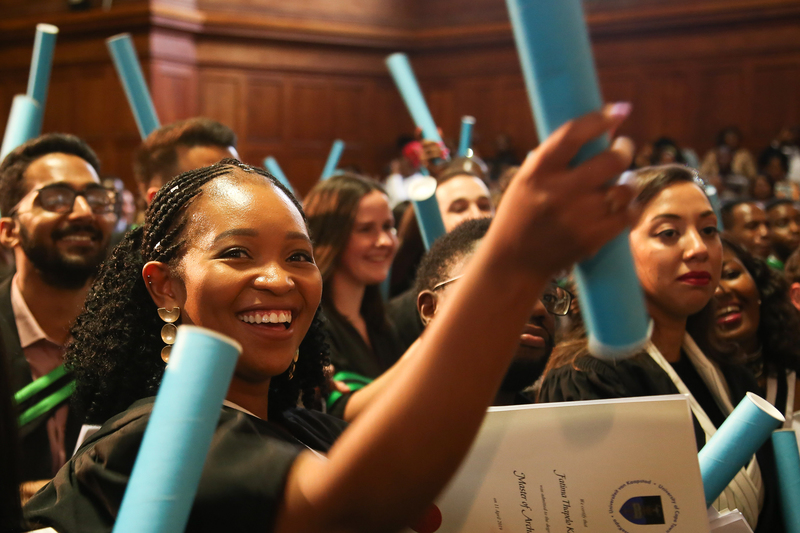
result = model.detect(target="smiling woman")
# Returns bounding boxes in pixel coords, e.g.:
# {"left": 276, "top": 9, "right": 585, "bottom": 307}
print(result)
{"left": 23, "top": 107, "right": 640, "bottom": 533}
{"left": 540, "top": 164, "right": 782, "bottom": 533}
{"left": 303, "top": 173, "right": 402, "bottom": 404}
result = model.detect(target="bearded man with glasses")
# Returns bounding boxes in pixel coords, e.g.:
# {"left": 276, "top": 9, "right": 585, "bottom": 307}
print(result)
{"left": 0, "top": 133, "right": 116, "bottom": 490}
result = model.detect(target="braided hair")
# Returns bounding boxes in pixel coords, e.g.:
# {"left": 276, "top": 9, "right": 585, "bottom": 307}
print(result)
{"left": 67, "top": 159, "right": 329, "bottom": 423}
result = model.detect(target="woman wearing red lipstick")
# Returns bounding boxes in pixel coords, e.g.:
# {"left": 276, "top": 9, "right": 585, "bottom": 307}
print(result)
{"left": 540, "top": 165, "right": 782, "bottom": 533}
{"left": 24, "top": 106, "right": 636, "bottom": 533}
{"left": 715, "top": 238, "right": 800, "bottom": 421}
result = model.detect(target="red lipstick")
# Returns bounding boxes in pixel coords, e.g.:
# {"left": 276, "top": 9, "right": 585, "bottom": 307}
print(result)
{"left": 677, "top": 271, "right": 712, "bottom": 286}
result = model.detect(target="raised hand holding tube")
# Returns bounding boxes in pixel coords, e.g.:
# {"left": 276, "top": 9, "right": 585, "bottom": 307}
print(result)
{"left": 505, "top": 0, "right": 650, "bottom": 359}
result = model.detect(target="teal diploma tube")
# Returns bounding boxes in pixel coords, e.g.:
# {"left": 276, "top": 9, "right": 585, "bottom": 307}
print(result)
{"left": 407, "top": 177, "right": 446, "bottom": 250}
{"left": 698, "top": 393, "right": 783, "bottom": 506}
{"left": 771, "top": 429, "right": 800, "bottom": 532}
{"left": 264, "top": 156, "right": 297, "bottom": 197}
{"left": 321, "top": 139, "right": 345, "bottom": 181}
{"left": 457, "top": 116, "right": 475, "bottom": 157}
{"left": 1, "top": 95, "right": 42, "bottom": 163}
{"left": 385, "top": 53, "right": 443, "bottom": 145}
{"left": 505, "top": 0, "right": 650, "bottom": 359}
{"left": 106, "top": 33, "right": 161, "bottom": 140}
{"left": 112, "top": 326, "right": 241, "bottom": 533}
{"left": 26, "top": 23, "right": 59, "bottom": 134}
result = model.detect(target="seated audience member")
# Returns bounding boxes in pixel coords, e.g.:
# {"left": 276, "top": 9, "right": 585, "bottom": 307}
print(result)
{"left": 539, "top": 165, "right": 780, "bottom": 532}
{"left": 414, "top": 218, "right": 564, "bottom": 404}
{"left": 387, "top": 160, "right": 496, "bottom": 351}
{"left": 435, "top": 160, "right": 494, "bottom": 233}
{"left": 786, "top": 248, "right": 800, "bottom": 314}
{"left": 765, "top": 198, "right": 800, "bottom": 269}
{"left": 721, "top": 200, "right": 771, "bottom": 259}
{"left": 749, "top": 174, "right": 774, "bottom": 201}
{"left": 650, "top": 137, "right": 686, "bottom": 166}
{"left": 24, "top": 106, "right": 634, "bottom": 533}
{"left": 759, "top": 146, "right": 797, "bottom": 200}
{"left": 715, "top": 238, "right": 800, "bottom": 419}
{"left": 700, "top": 126, "right": 757, "bottom": 182}
{"left": 304, "top": 174, "right": 402, "bottom": 385}
{"left": 772, "top": 126, "right": 800, "bottom": 184}
{"left": 0, "top": 134, "right": 116, "bottom": 486}
{"left": 134, "top": 117, "right": 238, "bottom": 206}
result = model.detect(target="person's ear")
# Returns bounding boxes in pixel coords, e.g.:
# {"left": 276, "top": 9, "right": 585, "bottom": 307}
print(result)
{"left": 417, "top": 290, "right": 438, "bottom": 326}
{"left": 790, "top": 282, "right": 800, "bottom": 313}
{"left": 0, "top": 217, "right": 20, "bottom": 249}
{"left": 146, "top": 186, "right": 160, "bottom": 205}
{"left": 142, "top": 261, "right": 182, "bottom": 310}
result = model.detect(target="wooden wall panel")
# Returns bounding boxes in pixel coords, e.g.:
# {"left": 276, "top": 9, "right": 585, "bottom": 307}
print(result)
{"left": 244, "top": 77, "right": 284, "bottom": 144}
{"left": 198, "top": 71, "right": 244, "bottom": 136}
{"left": 288, "top": 80, "right": 333, "bottom": 143}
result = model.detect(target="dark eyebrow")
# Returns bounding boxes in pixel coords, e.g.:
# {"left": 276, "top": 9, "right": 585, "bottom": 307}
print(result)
{"left": 212, "top": 228, "right": 258, "bottom": 245}
{"left": 286, "top": 231, "right": 312, "bottom": 245}
{"left": 651, "top": 214, "right": 681, "bottom": 221}
{"left": 699, "top": 210, "right": 716, "bottom": 218}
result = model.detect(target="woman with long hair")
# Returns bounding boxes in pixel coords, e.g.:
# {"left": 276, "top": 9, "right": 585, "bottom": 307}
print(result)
{"left": 303, "top": 174, "right": 402, "bottom": 384}
{"left": 715, "top": 238, "right": 800, "bottom": 419}
{"left": 22, "top": 106, "right": 638, "bottom": 533}
{"left": 540, "top": 165, "right": 781, "bottom": 532}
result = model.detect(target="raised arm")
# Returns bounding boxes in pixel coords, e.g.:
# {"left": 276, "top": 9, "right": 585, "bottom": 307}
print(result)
{"left": 275, "top": 106, "right": 635, "bottom": 533}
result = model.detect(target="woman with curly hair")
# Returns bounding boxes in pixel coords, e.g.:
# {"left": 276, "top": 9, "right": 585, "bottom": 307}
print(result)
{"left": 24, "top": 106, "right": 638, "bottom": 533}
{"left": 715, "top": 238, "right": 800, "bottom": 420}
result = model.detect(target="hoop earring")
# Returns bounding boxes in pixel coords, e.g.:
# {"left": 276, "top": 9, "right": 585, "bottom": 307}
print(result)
{"left": 288, "top": 350, "right": 299, "bottom": 380}
{"left": 158, "top": 307, "right": 180, "bottom": 363}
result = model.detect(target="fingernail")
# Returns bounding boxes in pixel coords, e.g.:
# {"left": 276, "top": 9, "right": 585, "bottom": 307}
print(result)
{"left": 609, "top": 102, "right": 632, "bottom": 120}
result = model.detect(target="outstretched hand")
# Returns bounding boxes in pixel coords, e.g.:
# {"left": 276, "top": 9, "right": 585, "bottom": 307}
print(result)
{"left": 487, "top": 104, "right": 635, "bottom": 279}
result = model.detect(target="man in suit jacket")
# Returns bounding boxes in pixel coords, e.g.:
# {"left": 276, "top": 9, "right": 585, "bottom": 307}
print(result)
{"left": 0, "top": 134, "right": 116, "bottom": 483}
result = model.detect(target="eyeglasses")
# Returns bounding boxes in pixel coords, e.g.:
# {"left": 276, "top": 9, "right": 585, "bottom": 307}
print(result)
{"left": 431, "top": 276, "right": 573, "bottom": 316}
{"left": 9, "top": 184, "right": 117, "bottom": 216}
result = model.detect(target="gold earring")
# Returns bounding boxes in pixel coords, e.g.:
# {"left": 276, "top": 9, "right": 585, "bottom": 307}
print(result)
{"left": 288, "top": 350, "right": 299, "bottom": 380}
{"left": 158, "top": 307, "right": 180, "bottom": 363}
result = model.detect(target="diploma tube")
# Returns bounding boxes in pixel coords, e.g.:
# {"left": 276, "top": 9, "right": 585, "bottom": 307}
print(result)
{"left": 113, "top": 326, "right": 241, "bottom": 533}
{"left": 321, "top": 139, "right": 345, "bottom": 181}
{"left": 505, "top": 0, "right": 650, "bottom": 359}
{"left": 771, "top": 429, "right": 800, "bottom": 532}
{"left": 106, "top": 33, "right": 161, "bottom": 140}
{"left": 385, "top": 53, "right": 444, "bottom": 145}
{"left": 698, "top": 392, "right": 784, "bottom": 506}
{"left": 407, "top": 177, "right": 446, "bottom": 250}
{"left": 457, "top": 116, "right": 475, "bottom": 157}
{"left": 263, "top": 156, "right": 296, "bottom": 196}
{"left": 1, "top": 95, "right": 42, "bottom": 163}
{"left": 26, "top": 23, "right": 59, "bottom": 134}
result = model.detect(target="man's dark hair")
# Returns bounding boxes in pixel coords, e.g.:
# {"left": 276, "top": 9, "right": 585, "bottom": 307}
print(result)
{"left": 721, "top": 199, "right": 755, "bottom": 230}
{"left": 413, "top": 218, "right": 491, "bottom": 297}
{"left": 758, "top": 146, "right": 789, "bottom": 174}
{"left": 785, "top": 247, "right": 800, "bottom": 284}
{"left": 0, "top": 133, "right": 101, "bottom": 216}
{"left": 765, "top": 197, "right": 793, "bottom": 212}
{"left": 133, "top": 117, "right": 237, "bottom": 188}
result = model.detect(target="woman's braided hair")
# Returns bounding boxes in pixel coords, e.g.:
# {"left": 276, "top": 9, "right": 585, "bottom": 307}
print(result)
{"left": 67, "top": 159, "right": 329, "bottom": 423}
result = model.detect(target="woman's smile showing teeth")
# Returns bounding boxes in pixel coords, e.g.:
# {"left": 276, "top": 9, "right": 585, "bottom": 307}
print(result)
{"left": 237, "top": 310, "right": 293, "bottom": 329}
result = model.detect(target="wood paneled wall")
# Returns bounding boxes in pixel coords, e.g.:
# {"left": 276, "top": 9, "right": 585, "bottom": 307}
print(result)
{"left": 1, "top": 0, "right": 800, "bottom": 195}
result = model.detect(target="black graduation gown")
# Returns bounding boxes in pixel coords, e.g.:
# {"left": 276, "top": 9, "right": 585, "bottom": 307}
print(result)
{"left": 24, "top": 397, "right": 346, "bottom": 533}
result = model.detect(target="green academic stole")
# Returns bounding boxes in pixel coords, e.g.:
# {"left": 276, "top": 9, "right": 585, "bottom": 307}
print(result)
{"left": 14, "top": 364, "right": 75, "bottom": 428}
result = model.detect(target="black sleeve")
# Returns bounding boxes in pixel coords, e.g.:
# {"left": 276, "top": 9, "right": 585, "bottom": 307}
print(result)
{"left": 24, "top": 403, "right": 318, "bottom": 533}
